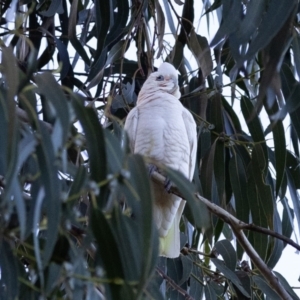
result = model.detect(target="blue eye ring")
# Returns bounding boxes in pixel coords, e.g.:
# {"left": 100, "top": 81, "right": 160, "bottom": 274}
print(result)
{"left": 156, "top": 75, "right": 164, "bottom": 81}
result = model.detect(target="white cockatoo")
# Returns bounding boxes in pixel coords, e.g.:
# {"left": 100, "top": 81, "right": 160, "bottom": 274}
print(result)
{"left": 124, "top": 62, "right": 197, "bottom": 258}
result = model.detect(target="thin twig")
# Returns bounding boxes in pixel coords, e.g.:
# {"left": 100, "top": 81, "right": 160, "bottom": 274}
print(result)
{"left": 240, "top": 223, "right": 300, "bottom": 252}
{"left": 155, "top": 267, "right": 195, "bottom": 300}
{"left": 182, "top": 247, "right": 213, "bottom": 257}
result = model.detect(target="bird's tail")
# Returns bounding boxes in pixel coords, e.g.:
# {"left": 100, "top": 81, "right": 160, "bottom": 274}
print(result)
{"left": 159, "top": 200, "right": 186, "bottom": 258}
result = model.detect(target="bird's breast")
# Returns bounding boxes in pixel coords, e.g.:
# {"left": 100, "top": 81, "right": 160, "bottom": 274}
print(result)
{"left": 134, "top": 102, "right": 190, "bottom": 177}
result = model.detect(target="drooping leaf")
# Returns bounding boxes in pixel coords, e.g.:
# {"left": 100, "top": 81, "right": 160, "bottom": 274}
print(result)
{"left": 155, "top": 0, "right": 165, "bottom": 58}
{"left": 210, "top": 0, "right": 242, "bottom": 47}
{"left": 229, "top": 151, "right": 249, "bottom": 224}
{"left": 247, "top": 170, "right": 268, "bottom": 261}
{"left": 281, "top": 197, "right": 294, "bottom": 248}
{"left": 35, "top": 124, "right": 61, "bottom": 266}
{"left": 189, "top": 255, "right": 204, "bottom": 298}
{"left": 126, "top": 155, "right": 159, "bottom": 296}
{"left": 252, "top": 275, "right": 281, "bottom": 300}
{"left": 163, "top": 166, "right": 210, "bottom": 230}
{"left": 72, "top": 96, "right": 107, "bottom": 184}
{"left": 161, "top": 0, "right": 176, "bottom": 36}
{"left": 245, "top": 0, "right": 296, "bottom": 61}
{"left": 213, "top": 239, "right": 237, "bottom": 272}
{"left": 273, "top": 271, "right": 300, "bottom": 300}
{"left": 251, "top": 144, "right": 274, "bottom": 230}
{"left": 211, "top": 258, "right": 250, "bottom": 297}
{"left": 0, "top": 240, "right": 19, "bottom": 299}
{"left": 188, "top": 30, "right": 213, "bottom": 78}
{"left": 90, "top": 209, "right": 125, "bottom": 299}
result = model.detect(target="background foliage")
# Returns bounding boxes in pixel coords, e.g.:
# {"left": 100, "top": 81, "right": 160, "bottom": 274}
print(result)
{"left": 0, "top": 0, "right": 300, "bottom": 299}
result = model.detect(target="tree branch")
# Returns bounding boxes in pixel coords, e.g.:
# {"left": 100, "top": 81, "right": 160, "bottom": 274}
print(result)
{"left": 150, "top": 171, "right": 294, "bottom": 300}
{"left": 240, "top": 223, "right": 300, "bottom": 252}
{"left": 155, "top": 267, "right": 195, "bottom": 300}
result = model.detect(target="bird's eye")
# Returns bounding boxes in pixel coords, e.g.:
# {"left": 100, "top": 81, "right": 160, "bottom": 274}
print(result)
{"left": 156, "top": 75, "right": 164, "bottom": 81}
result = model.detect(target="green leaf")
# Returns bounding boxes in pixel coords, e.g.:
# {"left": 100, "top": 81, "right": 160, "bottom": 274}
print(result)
{"left": 35, "top": 125, "right": 61, "bottom": 266}
{"left": 286, "top": 170, "right": 300, "bottom": 239}
{"left": 106, "top": 0, "right": 129, "bottom": 47}
{"left": 273, "top": 271, "right": 300, "bottom": 300}
{"left": 266, "top": 110, "right": 286, "bottom": 197}
{"left": 68, "top": 0, "right": 90, "bottom": 65}
{"left": 39, "top": 0, "right": 63, "bottom": 17}
{"left": 167, "top": 257, "right": 183, "bottom": 285}
{"left": 201, "top": 139, "right": 216, "bottom": 201}
{"left": 110, "top": 206, "right": 141, "bottom": 282}
{"left": 222, "top": 97, "right": 242, "bottom": 132}
{"left": 281, "top": 197, "right": 294, "bottom": 248}
{"left": 90, "top": 209, "right": 124, "bottom": 299}
{"left": 33, "top": 187, "right": 46, "bottom": 288}
{"left": 94, "top": 0, "right": 111, "bottom": 52}
{"left": 233, "top": 1, "right": 265, "bottom": 44}
{"left": 179, "top": 255, "right": 193, "bottom": 285}
{"left": 188, "top": 30, "right": 213, "bottom": 78}
{"left": 144, "top": 273, "right": 165, "bottom": 300}
{"left": 104, "top": 129, "right": 124, "bottom": 174}
{"left": 241, "top": 96, "right": 268, "bottom": 162}
{"left": 87, "top": 40, "right": 126, "bottom": 89}
{"left": 0, "top": 240, "right": 19, "bottom": 299}
{"left": 245, "top": 0, "right": 296, "bottom": 61}
{"left": 35, "top": 72, "right": 70, "bottom": 152}
{"left": 167, "top": 40, "right": 184, "bottom": 69}
{"left": 233, "top": 271, "right": 252, "bottom": 300}
{"left": 163, "top": 166, "right": 210, "bottom": 230}
{"left": 68, "top": 165, "right": 88, "bottom": 200}
{"left": 251, "top": 144, "right": 274, "bottom": 230}
{"left": 229, "top": 152, "right": 249, "bottom": 223}
{"left": 214, "top": 140, "right": 225, "bottom": 205}
{"left": 210, "top": 0, "right": 241, "bottom": 47}
{"left": 198, "top": 130, "right": 211, "bottom": 159}
{"left": 126, "top": 155, "right": 159, "bottom": 296}
{"left": 293, "top": 35, "right": 300, "bottom": 79}
{"left": 161, "top": 0, "right": 176, "bottom": 36}
{"left": 247, "top": 171, "right": 268, "bottom": 260}
{"left": 213, "top": 240, "right": 236, "bottom": 272}
{"left": 204, "top": 282, "right": 217, "bottom": 300}
{"left": 285, "top": 150, "right": 300, "bottom": 189}
{"left": 154, "top": 0, "right": 165, "bottom": 58}
{"left": 72, "top": 97, "right": 107, "bottom": 184}
{"left": 211, "top": 258, "right": 250, "bottom": 297}
{"left": 252, "top": 275, "right": 281, "bottom": 300}
{"left": 266, "top": 209, "right": 284, "bottom": 269}
{"left": 189, "top": 255, "right": 204, "bottom": 298}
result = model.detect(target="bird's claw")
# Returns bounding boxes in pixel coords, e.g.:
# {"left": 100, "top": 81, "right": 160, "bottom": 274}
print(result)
{"left": 148, "top": 164, "right": 172, "bottom": 192}
{"left": 164, "top": 177, "right": 172, "bottom": 193}
{"left": 148, "top": 163, "right": 159, "bottom": 175}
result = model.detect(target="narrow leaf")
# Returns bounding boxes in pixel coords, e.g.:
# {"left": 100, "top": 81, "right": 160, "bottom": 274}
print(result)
{"left": 213, "top": 240, "right": 237, "bottom": 272}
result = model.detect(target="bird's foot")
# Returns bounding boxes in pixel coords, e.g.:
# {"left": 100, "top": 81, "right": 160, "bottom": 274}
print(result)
{"left": 148, "top": 164, "right": 172, "bottom": 192}
{"left": 164, "top": 177, "right": 172, "bottom": 193}
{"left": 148, "top": 163, "right": 159, "bottom": 175}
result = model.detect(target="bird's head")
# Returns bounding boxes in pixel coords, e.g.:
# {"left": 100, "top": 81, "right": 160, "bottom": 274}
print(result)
{"left": 141, "top": 62, "right": 181, "bottom": 99}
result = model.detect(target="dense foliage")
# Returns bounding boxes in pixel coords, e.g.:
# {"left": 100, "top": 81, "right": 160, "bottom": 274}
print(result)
{"left": 0, "top": 0, "right": 300, "bottom": 299}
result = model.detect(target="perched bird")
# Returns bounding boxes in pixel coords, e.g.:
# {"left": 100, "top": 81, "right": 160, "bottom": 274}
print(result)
{"left": 124, "top": 62, "right": 197, "bottom": 258}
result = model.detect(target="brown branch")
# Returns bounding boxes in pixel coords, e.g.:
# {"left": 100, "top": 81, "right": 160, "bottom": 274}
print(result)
{"left": 182, "top": 247, "right": 213, "bottom": 257}
{"left": 155, "top": 267, "right": 195, "bottom": 300}
{"left": 240, "top": 223, "right": 300, "bottom": 252}
{"left": 150, "top": 171, "right": 294, "bottom": 300}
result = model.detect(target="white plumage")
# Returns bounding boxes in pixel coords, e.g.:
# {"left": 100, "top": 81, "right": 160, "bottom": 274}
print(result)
{"left": 124, "top": 62, "right": 197, "bottom": 258}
